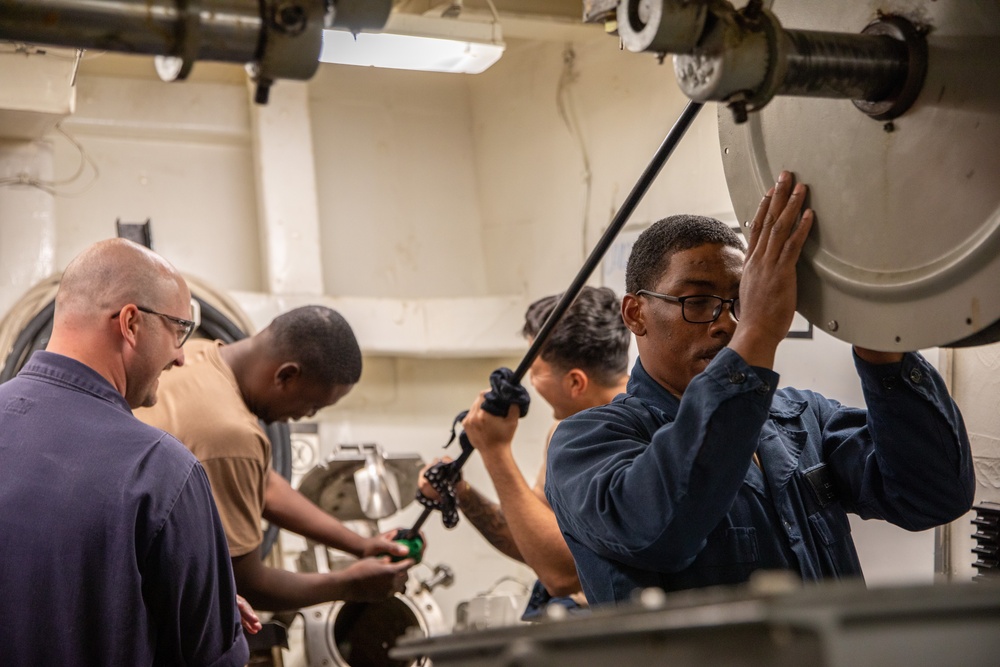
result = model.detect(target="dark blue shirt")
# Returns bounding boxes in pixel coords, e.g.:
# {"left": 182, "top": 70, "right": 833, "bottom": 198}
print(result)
{"left": 0, "top": 351, "right": 249, "bottom": 666}
{"left": 546, "top": 348, "right": 974, "bottom": 606}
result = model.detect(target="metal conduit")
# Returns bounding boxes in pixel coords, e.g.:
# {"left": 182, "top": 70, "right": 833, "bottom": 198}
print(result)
{"left": 0, "top": 0, "right": 262, "bottom": 61}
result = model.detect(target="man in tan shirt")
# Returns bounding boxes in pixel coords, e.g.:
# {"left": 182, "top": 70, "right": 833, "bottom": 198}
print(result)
{"left": 137, "top": 305, "right": 413, "bottom": 611}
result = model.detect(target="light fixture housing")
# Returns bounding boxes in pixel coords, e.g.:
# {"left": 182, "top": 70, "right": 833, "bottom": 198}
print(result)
{"left": 320, "top": 13, "right": 505, "bottom": 75}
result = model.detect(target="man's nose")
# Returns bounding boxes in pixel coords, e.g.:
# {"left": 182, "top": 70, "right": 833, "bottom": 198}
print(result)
{"left": 711, "top": 304, "right": 739, "bottom": 333}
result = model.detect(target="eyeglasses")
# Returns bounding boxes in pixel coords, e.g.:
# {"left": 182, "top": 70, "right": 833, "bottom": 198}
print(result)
{"left": 636, "top": 289, "right": 740, "bottom": 324}
{"left": 113, "top": 304, "right": 197, "bottom": 347}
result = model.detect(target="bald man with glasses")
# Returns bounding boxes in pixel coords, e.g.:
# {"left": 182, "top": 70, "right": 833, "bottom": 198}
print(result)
{"left": 545, "top": 173, "right": 975, "bottom": 606}
{"left": 0, "top": 238, "right": 250, "bottom": 666}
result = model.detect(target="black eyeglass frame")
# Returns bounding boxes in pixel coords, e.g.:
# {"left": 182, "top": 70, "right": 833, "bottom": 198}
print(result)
{"left": 112, "top": 305, "right": 197, "bottom": 347}
{"left": 635, "top": 289, "right": 740, "bottom": 324}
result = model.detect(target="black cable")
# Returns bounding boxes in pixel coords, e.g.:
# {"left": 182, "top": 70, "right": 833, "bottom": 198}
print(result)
{"left": 0, "top": 301, "right": 55, "bottom": 383}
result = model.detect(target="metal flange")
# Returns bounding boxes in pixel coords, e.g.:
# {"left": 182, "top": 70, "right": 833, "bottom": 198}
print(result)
{"left": 720, "top": 0, "right": 1000, "bottom": 350}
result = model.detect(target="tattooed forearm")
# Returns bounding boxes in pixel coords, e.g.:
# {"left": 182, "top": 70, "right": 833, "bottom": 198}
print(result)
{"left": 457, "top": 483, "right": 524, "bottom": 562}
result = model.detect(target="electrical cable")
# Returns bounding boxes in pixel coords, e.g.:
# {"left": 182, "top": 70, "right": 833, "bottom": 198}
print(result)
{"left": 556, "top": 44, "right": 593, "bottom": 263}
{"left": 0, "top": 124, "right": 100, "bottom": 197}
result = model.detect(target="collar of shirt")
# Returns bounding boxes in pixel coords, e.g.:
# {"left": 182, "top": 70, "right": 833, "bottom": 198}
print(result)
{"left": 624, "top": 356, "right": 681, "bottom": 418}
{"left": 18, "top": 350, "right": 132, "bottom": 414}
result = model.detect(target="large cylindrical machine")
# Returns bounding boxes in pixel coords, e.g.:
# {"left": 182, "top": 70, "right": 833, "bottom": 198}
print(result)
{"left": 301, "top": 588, "right": 448, "bottom": 667}
{"left": 717, "top": 1, "right": 1000, "bottom": 351}
{"left": 592, "top": 0, "right": 1000, "bottom": 351}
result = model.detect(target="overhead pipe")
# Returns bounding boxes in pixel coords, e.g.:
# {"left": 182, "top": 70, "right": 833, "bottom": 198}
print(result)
{"left": 0, "top": 0, "right": 392, "bottom": 103}
{"left": 614, "top": 0, "right": 927, "bottom": 122}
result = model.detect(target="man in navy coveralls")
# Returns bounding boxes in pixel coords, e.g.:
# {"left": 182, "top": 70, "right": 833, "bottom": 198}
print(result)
{"left": 0, "top": 238, "right": 249, "bottom": 666}
{"left": 546, "top": 172, "right": 975, "bottom": 606}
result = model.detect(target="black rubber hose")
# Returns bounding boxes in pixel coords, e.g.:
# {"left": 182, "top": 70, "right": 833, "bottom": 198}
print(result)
{"left": 0, "top": 301, "right": 55, "bottom": 383}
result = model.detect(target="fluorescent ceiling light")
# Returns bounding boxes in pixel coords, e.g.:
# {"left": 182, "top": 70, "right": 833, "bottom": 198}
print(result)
{"left": 320, "top": 13, "right": 505, "bottom": 75}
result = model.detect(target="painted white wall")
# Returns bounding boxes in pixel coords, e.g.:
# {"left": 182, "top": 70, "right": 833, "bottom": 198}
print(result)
{"left": 52, "top": 73, "right": 263, "bottom": 293}
{"left": 946, "top": 342, "right": 1000, "bottom": 582}
{"left": 309, "top": 65, "right": 490, "bottom": 299}
{"left": 0, "top": 139, "right": 56, "bottom": 316}
{"left": 467, "top": 32, "right": 733, "bottom": 297}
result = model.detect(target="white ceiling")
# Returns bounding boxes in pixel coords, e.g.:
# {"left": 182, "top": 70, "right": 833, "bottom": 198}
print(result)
{"left": 399, "top": 0, "right": 584, "bottom": 21}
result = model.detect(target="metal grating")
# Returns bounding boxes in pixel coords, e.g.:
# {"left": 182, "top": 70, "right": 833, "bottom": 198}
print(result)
{"left": 971, "top": 502, "right": 1000, "bottom": 581}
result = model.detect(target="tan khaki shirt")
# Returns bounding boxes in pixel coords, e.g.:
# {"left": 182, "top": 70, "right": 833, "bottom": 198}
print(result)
{"left": 135, "top": 339, "right": 270, "bottom": 557}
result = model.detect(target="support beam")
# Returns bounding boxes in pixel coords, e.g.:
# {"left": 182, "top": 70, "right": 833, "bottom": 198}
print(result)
{"left": 248, "top": 80, "right": 324, "bottom": 296}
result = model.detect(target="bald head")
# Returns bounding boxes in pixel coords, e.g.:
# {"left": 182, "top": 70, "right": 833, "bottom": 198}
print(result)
{"left": 56, "top": 238, "right": 186, "bottom": 326}
{"left": 48, "top": 239, "right": 191, "bottom": 408}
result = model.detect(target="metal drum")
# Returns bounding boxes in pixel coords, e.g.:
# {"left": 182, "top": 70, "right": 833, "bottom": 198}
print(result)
{"left": 295, "top": 443, "right": 453, "bottom": 667}
{"left": 303, "top": 587, "right": 447, "bottom": 667}
{"left": 720, "top": 0, "right": 1000, "bottom": 350}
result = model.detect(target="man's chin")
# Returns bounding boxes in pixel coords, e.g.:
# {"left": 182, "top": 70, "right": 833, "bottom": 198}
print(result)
{"left": 701, "top": 350, "right": 723, "bottom": 366}
{"left": 693, "top": 357, "right": 714, "bottom": 375}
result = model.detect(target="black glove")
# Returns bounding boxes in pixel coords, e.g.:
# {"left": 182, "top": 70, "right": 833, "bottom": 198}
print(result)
{"left": 415, "top": 368, "right": 531, "bottom": 529}
{"left": 481, "top": 367, "right": 531, "bottom": 418}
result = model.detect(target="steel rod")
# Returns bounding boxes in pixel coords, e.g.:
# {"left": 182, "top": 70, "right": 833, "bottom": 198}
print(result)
{"left": 407, "top": 100, "right": 705, "bottom": 538}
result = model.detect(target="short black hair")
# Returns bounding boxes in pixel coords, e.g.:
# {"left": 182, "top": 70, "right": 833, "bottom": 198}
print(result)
{"left": 625, "top": 215, "right": 744, "bottom": 294}
{"left": 522, "top": 286, "right": 629, "bottom": 386}
{"left": 266, "top": 306, "right": 362, "bottom": 386}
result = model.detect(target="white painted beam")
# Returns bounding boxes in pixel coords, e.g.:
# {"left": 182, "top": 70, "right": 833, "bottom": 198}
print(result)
{"left": 248, "top": 81, "right": 325, "bottom": 296}
{"left": 0, "top": 47, "right": 77, "bottom": 141}
{"left": 231, "top": 290, "right": 528, "bottom": 358}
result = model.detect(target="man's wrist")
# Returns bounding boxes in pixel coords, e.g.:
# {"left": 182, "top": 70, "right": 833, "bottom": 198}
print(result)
{"left": 344, "top": 534, "right": 369, "bottom": 558}
{"left": 478, "top": 443, "right": 516, "bottom": 469}
{"left": 454, "top": 479, "right": 473, "bottom": 506}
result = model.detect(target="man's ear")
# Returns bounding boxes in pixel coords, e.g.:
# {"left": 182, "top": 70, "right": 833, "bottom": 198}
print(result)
{"left": 274, "top": 362, "right": 302, "bottom": 388}
{"left": 117, "top": 305, "right": 141, "bottom": 348}
{"left": 565, "top": 368, "right": 589, "bottom": 397}
{"left": 622, "top": 293, "right": 646, "bottom": 336}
